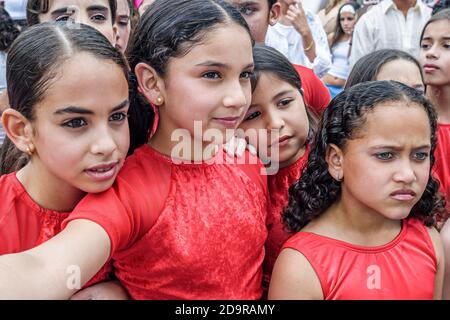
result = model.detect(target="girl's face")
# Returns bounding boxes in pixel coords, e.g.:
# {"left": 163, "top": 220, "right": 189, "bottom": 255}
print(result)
{"left": 239, "top": 73, "right": 309, "bottom": 168}
{"left": 336, "top": 102, "right": 431, "bottom": 221}
{"left": 376, "top": 59, "right": 425, "bottom": 94}
{"left": 30, "top": 52, "right": 129, "bottom": 194}
{"left": 155, "top": 23, "right": 254, "bottom": 148}
{"left": 115, "top": 0, "right": 131, "bottom": 53}
{"left": 227, "top": 0, "right": 278, "bottom": 43}
{"left": 339, "top": 12, "right": 355, "bottom": 35}
{"left": 39, "top": 0, "right": 116, "bottom": 44}
{"left": 420, "top": 20, "right": 450, "bottom": 87}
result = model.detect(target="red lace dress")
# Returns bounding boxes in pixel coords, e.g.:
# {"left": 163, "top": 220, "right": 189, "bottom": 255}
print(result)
{"left": 263, "top": 147, "right": 309, "bottom": 291}
{"left": 0, "top": 173, "right": 112, "bottom": 287}
{"left": 64, "top": 144, "right": 269, "bottom": 299}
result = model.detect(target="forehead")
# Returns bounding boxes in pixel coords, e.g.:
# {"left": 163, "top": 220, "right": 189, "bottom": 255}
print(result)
{"left": 227, "top": 0, "right": 269, "bottom": 8}
{"left": 48, "top": 0, "right": 110, "bottom": 10}
{"left": 423, "top": 19, "right": 450, "bottom": 38}
{"left": 353, "top": 101, "right": 430, "bottom": 142}
{"left": 377, "top": 59, "right": 422, "bottom": 82}
{"left": 116, "top": 0, "right": 130, "bottom": 14}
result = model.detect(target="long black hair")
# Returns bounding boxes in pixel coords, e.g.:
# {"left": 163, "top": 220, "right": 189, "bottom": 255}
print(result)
{"left": 284, "top": 81, "right": 444, "bottom": 232}
{"left": 125, "top": 0, "right": 254, "bottom": 153}
{"left": 345, "top": 49, "right": 424, "bottom": 89}
{"left": 26, "top": 0, "right": 117, "bottom": 25}
{"left": 251, "top": 43, "right": 317, "bottom": 140}
{"left": 0, "top": 22, "right": 128, "bottom": 175}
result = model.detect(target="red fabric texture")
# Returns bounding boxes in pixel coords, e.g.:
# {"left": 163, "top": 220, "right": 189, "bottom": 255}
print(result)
{"left": 64, "top": 144, "right": 269, "bottom": 299}
{"left": 262, "top": 147, "right": 309, "bottom": 292}
{"left": 282, "top": 218, "right": 437, "bottom": 300}
{"left": 0, "top": 173, "right": 112, "bottom": 288}
{"left": 293, "top": 64, "right": 331, "bottom": 116}
{"left": 433, "top": 124, "right": 450, "bottom": 213}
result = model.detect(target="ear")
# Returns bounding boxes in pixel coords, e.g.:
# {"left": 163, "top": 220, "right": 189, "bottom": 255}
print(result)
{"left": 269, "top": 2, "right": 281, "bottom": 26}
{"left": 1, "top": 109, "right": 35, "bottom": 154}
{"left": 134, "top": 62, "right": 166, "bottom": 107}
{"left": 325, "top": 143, "right": 344, "bottom": 181}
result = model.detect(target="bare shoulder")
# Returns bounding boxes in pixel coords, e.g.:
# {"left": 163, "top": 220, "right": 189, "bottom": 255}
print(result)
{"left": 268, "top": 247, "right": 323, "bottom": 300}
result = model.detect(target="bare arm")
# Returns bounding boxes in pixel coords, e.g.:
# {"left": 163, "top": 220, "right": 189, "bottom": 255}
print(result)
{"left": 428, "top": 226, "right": 445, "bottom": 300}
{"left": 440, "top": 220, "right": 450, "bottom": 299}
{"left": 0, "top": 220, "right": 110, "bottom": 299}
{"left": 268, "top": 248, "right": 323, "bottom": 300}
{"left": 70, "top": 281, "right": 129, "bottom": 300}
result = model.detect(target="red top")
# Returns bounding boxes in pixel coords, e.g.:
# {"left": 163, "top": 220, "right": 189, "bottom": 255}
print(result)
{"left": 282, "top": 218, "right": 437, "bottom": 300}
{"left": 433, "top": 124, "right": 450, "bottom": 212}
{"left": 0, "top": 173, "right": 112, "bottom": 287}
{"left": 293, "top": 64, "right": 331, "bottom": 116}
{"left": 263, "top": 147, "right": 309, "bottom": 291}
{"left": 63, "top": 145, "right": 269, "bottom": 299}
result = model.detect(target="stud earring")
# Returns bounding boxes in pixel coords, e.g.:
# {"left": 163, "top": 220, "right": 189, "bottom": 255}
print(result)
{"left": 336, "top": 172, "right": 341, "bottom": 182}
{"left": 156, "top": 96, "right": 164, "bottom": 105}
{"left": 25, "top": 145, "right": 34, "bottom": 156}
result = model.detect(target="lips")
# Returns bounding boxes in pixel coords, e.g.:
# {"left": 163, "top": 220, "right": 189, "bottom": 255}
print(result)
{"left": 213, "top": 116, "right": 240, "bottom": 129}
{"left": 423, "top": 64, "right": 440, "bottom": 73}
{"left": 270, "top": 135, "right": 293, "bottom": 147}
{"left": 84, "top": 162, "right": 119, "bottom": 182}
{"left": 390, "top": 189, "right": 417, "bottom": 201}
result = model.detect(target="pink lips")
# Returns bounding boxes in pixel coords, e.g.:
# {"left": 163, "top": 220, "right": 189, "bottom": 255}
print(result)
{"left": 85, "top": 162, "right": 119, "bottom": 182}
{"left": 390, "top": 189, "right": 417, "bottom": 201}
{"left": 213, "top": 117, "right": 240, "bottom": 129}
{"left": 423, "top": 64, "right": 439, "bottom": 73}
{"left": 271, "top": 135, "right": 292, "bottom": 148}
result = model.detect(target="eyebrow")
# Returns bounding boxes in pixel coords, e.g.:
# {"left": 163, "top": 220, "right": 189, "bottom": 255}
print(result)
{"left": 50, "top": 5, "right": 108, "bottom": 16}
{"left": 273, "top": 90, "right": 296, "bottom": 101}
{"left": 195, "top": 61, "right": 254, "bottom": 70}
{"left": 369, "top": 144, "right": 431, "bottom": 151}
{"left": 54, "top": 100, "right": 129, "bottom": 115}
{"left": 422, "top": 36, "right": 450, "bottom": 41}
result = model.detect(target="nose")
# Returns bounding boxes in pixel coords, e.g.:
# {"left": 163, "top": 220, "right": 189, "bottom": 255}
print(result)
{"left": 266, "top": 108, "right": 285, "bottom": 131}
{"left": 425, "top": 44, "right": 439, "bottom": 60}
{"left": 392, "top": 160, "right": 416, "bottom": 184}
{"left": 90, "top": 126, "right": 117, "bottom": 157}
{"left": 222, "top": 80, "right": 249, "bottom": 110}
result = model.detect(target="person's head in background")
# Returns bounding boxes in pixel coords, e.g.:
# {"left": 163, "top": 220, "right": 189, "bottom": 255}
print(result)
{"left": 0, "top": 7, "right": 20, "bottom": 53}
{"left": 420, "top": 9, "right": 450, "bottom": 90}
{"left": 26, "top": 0, "right": 117, "bottom": 45}
{"left": 225, "top": 0, "right": 280, "bottom": 43}
{"left": 137, "top": 0, "right": 154, "bottom": 16}
{"left": 432, "top": 0, "right": 450, "bottom": 15}
{"left": 345, "top": 49, "right": 425, "bottom": 93}
{"left": 330, "top": 2, "right": 359, "bottom": 47}
{"left": 114, "top": 0, "right": 131, "bottom": 53}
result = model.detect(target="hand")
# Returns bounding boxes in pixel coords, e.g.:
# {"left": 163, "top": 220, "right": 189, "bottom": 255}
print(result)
{"left": 70, "top": 281, "right": 129, "bottom": 300}
{"left": 223, "top": 135, "right": 257, "bottom": 158}
{"left": 285, "top": 1, "right": 310, "bottom": 36}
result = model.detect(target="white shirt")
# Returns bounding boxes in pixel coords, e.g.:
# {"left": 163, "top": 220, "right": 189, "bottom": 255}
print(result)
{"left": 350, "top": 0, "right": 431, "bottom": 66}
{"left": 5, "top": 0, "right": 28, "bottom": 20}
{"left": 265, "top": 10, "right": 331, "bottom": 78}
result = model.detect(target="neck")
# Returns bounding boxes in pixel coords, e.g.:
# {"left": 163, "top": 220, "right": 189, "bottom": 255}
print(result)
{"left": 278, "top": 144, "right": 306, "bottom": 169}
{"left": 393, "top": 0, "right": 417, "bottom": 16}
{"left": 17, "top": 160, "right": 85, "bottom": 212}
{"left": 427, "top": 85, "right": 450, "bottom": 124}
{"left": 149, "top": 119, "right": 220, "bottom": 162}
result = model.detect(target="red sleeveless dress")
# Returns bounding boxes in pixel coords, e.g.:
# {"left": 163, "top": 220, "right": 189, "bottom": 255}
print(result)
{"left": 282, "top": 218, "right": 437, "bottom": 299}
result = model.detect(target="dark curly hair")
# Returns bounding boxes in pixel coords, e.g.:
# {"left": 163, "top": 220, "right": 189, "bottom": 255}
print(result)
{"left": 283, "top": 80, "right": 444, "bottom": 232}
{"left": 126, "top": 0, "right": 254, "bottom": 153}
{"left": 0, "top": 7, "right": 20, "bottom": 52}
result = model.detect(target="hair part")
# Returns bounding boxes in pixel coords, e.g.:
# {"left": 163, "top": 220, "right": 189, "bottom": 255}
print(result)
{"left": 0, "top": 22, "right": 128, "bottom": 175}
{"left": 26, "top": 0, "right": 117, "bottom": 25}
{"left": 283, "top": 80, "right": 444, "bottom": 232}
{"left": 345, "top": 49, "right": 425, "bottom": 89}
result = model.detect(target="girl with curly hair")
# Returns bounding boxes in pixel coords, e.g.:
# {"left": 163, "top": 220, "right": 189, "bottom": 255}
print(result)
{"left": 269, "top": 80, "right": 445, "bottom": 299}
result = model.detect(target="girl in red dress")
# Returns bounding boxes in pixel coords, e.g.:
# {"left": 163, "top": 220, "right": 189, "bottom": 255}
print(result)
{"left": 239, "top": 44, "right": 317, "bottom": 294}
{"left": 0, "top": 0, "right": 268, "bottom": 299}
{"left": 419, "top": 9, "right": 450, "bottom": 299}
{"left": 0, "top": 23, "right": 130, "bottom": 294}
{"left": 269, "top": 81, "right": 445, "bottom": 299}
